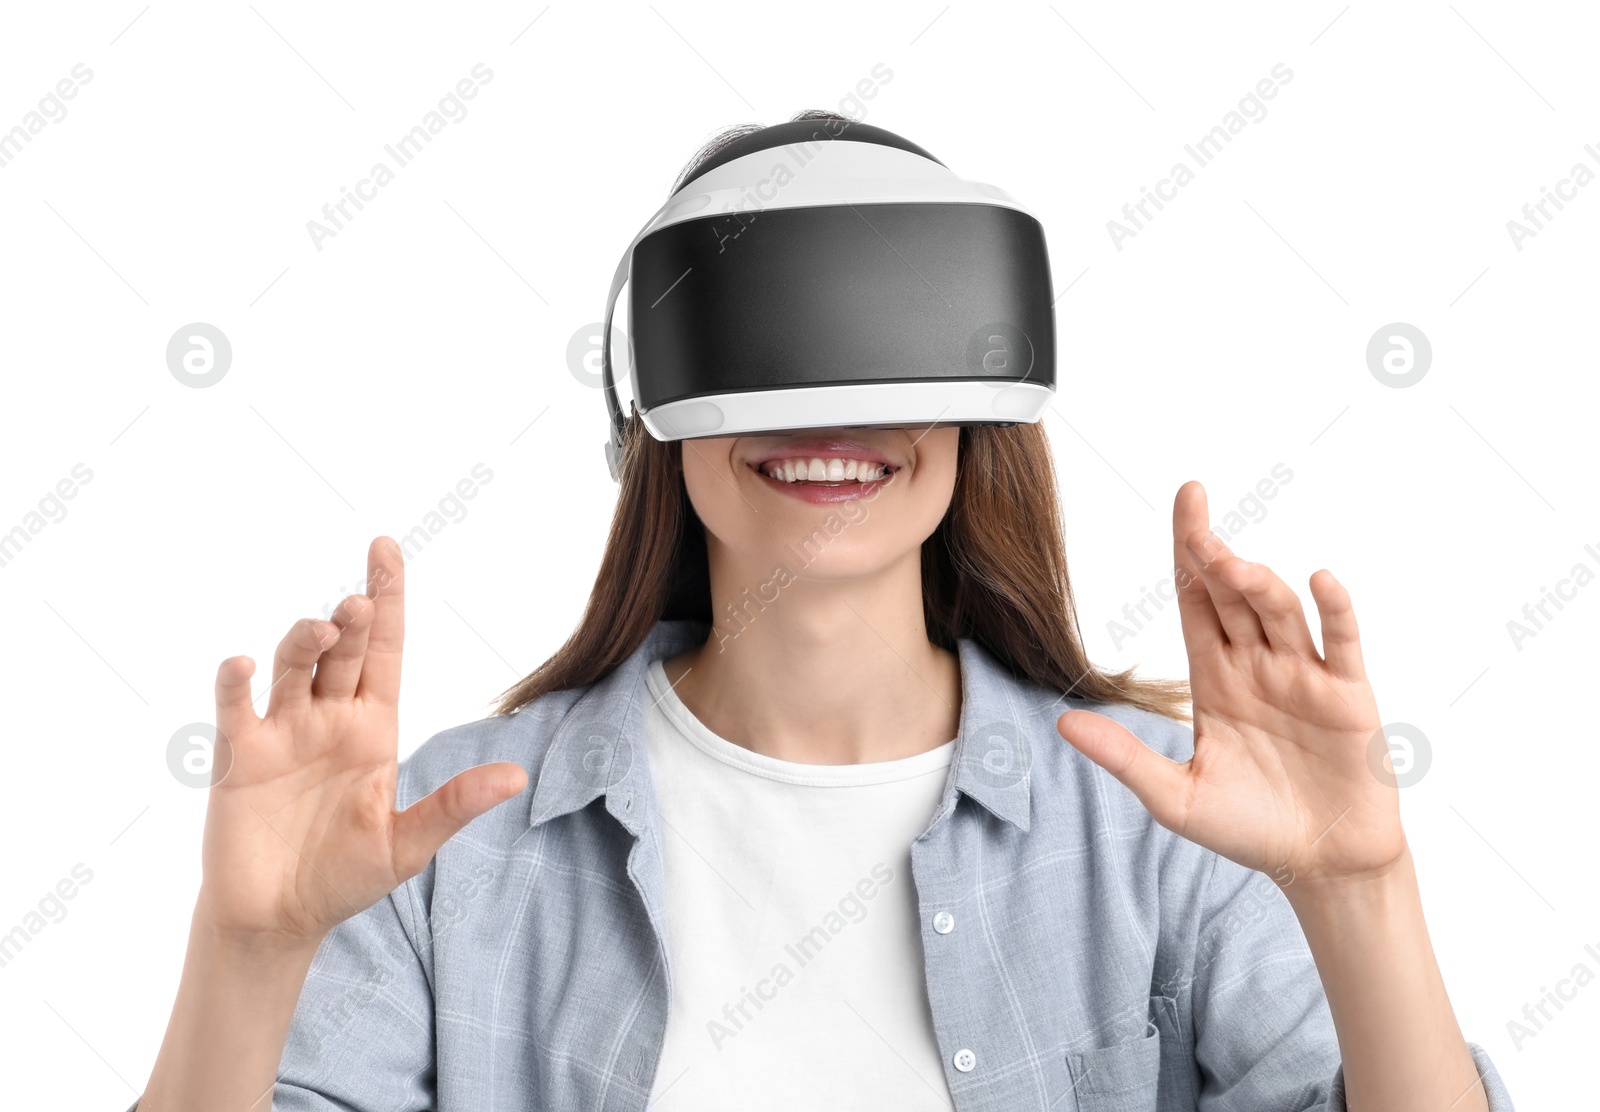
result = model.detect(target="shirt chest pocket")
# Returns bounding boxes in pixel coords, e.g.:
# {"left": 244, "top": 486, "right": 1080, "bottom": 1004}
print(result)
{"left": 1063, "top": 1022, "right": 1161, "bottom": 1112}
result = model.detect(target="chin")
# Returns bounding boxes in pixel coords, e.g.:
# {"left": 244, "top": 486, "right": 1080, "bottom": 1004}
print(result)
{"left": 759, "top": 536, "right": 917, "bottom": 581}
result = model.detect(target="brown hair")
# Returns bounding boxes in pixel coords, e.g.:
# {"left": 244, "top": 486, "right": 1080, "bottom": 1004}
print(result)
{"left": 493, "top": 112, "right": 1191, "bottom": 722}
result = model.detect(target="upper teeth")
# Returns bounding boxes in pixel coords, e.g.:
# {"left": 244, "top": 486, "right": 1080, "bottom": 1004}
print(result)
{"left": 760, "top": 457, "right": 889, "bottom": 483}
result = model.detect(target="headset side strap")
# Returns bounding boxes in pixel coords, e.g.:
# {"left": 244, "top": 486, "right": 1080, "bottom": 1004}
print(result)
{"left": 601, "top": 194, "right": 685, "bottom": 482}
{"left": 601, "top": 249, "right": 631, "bottom": 482}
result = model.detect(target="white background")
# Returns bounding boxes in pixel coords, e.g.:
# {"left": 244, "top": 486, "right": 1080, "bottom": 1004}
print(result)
{"left": 1, "top": 1, "right": 1594, "bottom": 1106}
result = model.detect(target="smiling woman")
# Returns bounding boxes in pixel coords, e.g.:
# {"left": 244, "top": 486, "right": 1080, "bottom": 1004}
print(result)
{"left": 132, "top": 110, "right": 1516, "bottom": 1112}
{"left": 491, "top": 411, "right": 1188, "bottom": 721}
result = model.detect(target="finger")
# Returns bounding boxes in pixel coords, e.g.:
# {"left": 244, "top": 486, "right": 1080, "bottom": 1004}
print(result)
{"left": 391, "top": 762, "right": 529, "bottom": 881}
{"left": 1309, "top": 569, "right": 1366, "bottom": 680}
{"left": 1172, "top": 482, "right": 1226, "bottom": 656}
{"left": 267, "top": 617, "right": 339, "bottom": 717}
{"left": 215, "top": 655, "right": 261, "bottom": 745}
{"left": 357, "top": 537, "right": 405, "bottom": 707}
{"left": 1057, "top": 710, "right": 1192, "bottom": 832}
{"left": 1207, "top": 554, "right": 1319, "bottom": 659}
{"left": 311, "top": 593, "right": 375, "bottom": 702}
{"left": 1184, "top": 527, "right": 1267, "bottom": 647}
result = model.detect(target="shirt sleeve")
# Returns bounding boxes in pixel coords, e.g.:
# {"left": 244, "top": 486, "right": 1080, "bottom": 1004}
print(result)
{"left": 270, "top": 879, "right": 439, "bottom": 1110}
{"left": 1186, "top": 852, "right": 1516, "bottom": 1111}
{"left": 122, "top": 880, "right": 439, "bottom": 1112}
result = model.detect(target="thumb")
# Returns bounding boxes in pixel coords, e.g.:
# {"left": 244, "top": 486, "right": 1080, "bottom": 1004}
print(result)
{"left": 391, "top": 761, "right": 529, "bottom": 880}
{"left": 1057, "top": 710, "right": 1191, "bottom": 830}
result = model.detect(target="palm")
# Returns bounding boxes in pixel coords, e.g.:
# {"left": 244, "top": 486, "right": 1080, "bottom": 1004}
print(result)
{"left": 201, "top": 700, "right": 402, "bottom": 937}
{"left": 196, "top": 538, "right": 526, "bottom": 942}
{"left": 1059, "top": 482, "right": 1404, "bottom": 889}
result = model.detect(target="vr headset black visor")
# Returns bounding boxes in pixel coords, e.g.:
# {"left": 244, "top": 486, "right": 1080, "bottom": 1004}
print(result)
{"left": 601, "top": 120, "right": 1056, "bottom": 480}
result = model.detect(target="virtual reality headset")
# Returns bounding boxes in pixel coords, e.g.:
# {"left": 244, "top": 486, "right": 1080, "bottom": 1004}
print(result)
{"left": 600, "top": 119, "right": 1056, "bottom": 481}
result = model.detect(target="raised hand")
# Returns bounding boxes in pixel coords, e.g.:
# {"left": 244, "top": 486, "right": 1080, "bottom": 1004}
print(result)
{"left": 1057, "top": 482, "right": 1403, "bottom": 892}
{"left": 197, "top": 537, "right": 528, "bottom": 943}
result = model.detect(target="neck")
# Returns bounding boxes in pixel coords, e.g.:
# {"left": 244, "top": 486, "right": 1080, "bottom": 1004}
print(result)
{"left": 661, "top": 541, "right": 961, "bottom": 765}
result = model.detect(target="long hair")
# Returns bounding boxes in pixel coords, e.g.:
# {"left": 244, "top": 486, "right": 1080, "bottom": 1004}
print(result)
{"left": 493, "top": 111, "right": 1191, "bottom": 722}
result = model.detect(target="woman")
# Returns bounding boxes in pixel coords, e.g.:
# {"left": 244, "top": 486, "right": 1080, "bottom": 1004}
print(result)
{"left": 134, "top": 113, "right": 1514, "bottom": 1110}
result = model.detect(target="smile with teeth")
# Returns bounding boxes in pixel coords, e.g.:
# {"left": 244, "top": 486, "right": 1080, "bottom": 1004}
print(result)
{"left": 758, "top": 457, "right": 892, "bottom": 484}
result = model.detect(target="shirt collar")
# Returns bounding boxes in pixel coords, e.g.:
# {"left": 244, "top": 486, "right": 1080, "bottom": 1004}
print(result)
{"left": 525, "top": 618, "right": 701, "bottom": 839}
{"left": 946, "top": 634, "right": 1035, "bottom": 831}
{"left": 526, "top": 618, "right": 1035, "bottom": 837}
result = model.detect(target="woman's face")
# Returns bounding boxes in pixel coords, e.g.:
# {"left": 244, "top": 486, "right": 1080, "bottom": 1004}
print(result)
{"left": 680, "top": 425, "right": 960, "bottom": 580}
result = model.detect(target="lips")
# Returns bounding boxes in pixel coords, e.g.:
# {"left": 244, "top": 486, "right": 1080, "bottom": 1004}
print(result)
{"left": 747, "top": 437, "right": 894, "bottom": 469}
{"left": 751, "top": 465, "right": 895, "bottom": 504}
{"left": 744, "top": 437, "right": 899, "bottom": 505}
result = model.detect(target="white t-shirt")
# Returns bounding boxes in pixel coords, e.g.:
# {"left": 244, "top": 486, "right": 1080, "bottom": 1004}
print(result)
{"left": 641, "top": 658, "right": 957, "bottom": 1109}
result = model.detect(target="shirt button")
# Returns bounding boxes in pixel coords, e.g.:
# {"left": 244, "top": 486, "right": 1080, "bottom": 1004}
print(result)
{"left": 953, "top": 1048, "right": 976, "bottom": 1072}
{"left": 932, "top": 911, "right": 955, "bottom": 934}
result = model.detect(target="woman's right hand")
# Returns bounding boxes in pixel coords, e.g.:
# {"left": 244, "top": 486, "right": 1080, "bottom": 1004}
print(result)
{"left": 196, "top": 536, "right": 529, "bottom": 945}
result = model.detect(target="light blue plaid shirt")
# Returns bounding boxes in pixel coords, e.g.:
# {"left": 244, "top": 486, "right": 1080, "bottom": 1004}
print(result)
{"left": 129, "top": 617, "right": 1514, "bottom": 1110}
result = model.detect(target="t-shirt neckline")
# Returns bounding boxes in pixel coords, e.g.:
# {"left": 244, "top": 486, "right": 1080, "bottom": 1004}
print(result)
{"left": 645, "top": 657, "right": 956, "bottom": 787}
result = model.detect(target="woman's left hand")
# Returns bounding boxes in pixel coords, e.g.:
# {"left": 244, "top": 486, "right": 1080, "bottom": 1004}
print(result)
{"left": 1057, "top": 480, "right": 1405, "bottom": 895}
